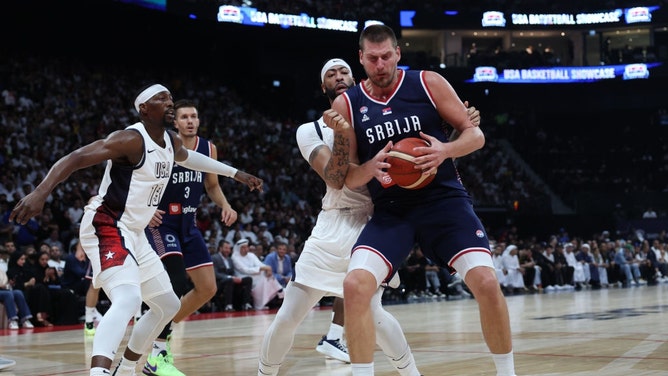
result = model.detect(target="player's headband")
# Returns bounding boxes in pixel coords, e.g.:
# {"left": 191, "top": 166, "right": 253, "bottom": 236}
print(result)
{"left": 320, "top": 58, "right": 351, "bottom": 83}
{"left": 134, "top": 84, "right": 169, "bottom": 113}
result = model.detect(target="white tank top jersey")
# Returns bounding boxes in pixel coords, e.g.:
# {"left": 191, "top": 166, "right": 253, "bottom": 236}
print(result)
{"left": 85, "top": 122, "right": 174, "bottom": 231}
{"left": 296, "top": 116, "right": 372, "bottom": 211}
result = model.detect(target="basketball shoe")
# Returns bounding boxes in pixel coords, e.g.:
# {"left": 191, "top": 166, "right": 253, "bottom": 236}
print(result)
{"left": 143, "top": 335, "right": 184, "bottom": 376}
{"left": 84, "top": 321, "right": 96, "bottom": 336}
{"left": 315, "top": 335, "right": 350, "bottom": 363}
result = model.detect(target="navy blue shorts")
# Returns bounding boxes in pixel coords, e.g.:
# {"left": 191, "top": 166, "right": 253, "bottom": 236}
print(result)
{"left": 146, "top": 226, "right": 212, "bottom": 270}
{"left": 354, "top": 196, "right": 490, "bottom": 280}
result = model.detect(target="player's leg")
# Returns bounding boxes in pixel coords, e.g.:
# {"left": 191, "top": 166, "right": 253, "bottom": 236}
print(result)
{"left": 258, "top": 281, "right": 325, "bottom": 376}
{"left": 144, "top": 255, "right": 189, "bottom": 376}
{"left": 84, "top": 274, "right": 102, "bottom": 336}
{"left": 116, "top": 270, "right": 181, "bottom": 376}
{"left": 372, "top": 287, "right": 421, "bottom": 376}
{"left": 173, "top": 264, "right": 216, "bottom": 322}
{"left": 316, "top": 296, "right": 349, "bottom": 363}
{"left": 88, "top": 257, "right": 144, "bottom": 375}
{"left": 344, "top": 251, "right": 387, "bottom": 373}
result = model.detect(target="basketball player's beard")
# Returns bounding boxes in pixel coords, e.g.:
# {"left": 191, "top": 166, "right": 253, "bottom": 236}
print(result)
{"left": 325, "top": 83, "right": 350, "bottom": 101}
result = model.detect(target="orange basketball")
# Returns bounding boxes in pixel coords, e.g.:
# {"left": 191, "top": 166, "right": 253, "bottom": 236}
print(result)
{"left": 385, "top": 137, "right": 435, "bottom": 189}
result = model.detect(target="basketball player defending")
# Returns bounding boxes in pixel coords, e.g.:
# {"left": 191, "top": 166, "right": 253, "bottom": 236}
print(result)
{"left": 142, "top": 99, "right": 253, "bottom": 376}
{"left": 9, "top": 84, "right": 263, "bottom": 376}
{"left": 259, "top": 58, "right": 479, "bottom": 376}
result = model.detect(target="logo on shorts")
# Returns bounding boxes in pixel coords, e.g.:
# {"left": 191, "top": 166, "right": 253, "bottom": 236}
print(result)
{"left": 475, "top": 229, "right": 485, "bottom": 238}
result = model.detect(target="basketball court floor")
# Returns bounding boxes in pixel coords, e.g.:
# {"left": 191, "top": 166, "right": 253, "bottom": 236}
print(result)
{"left": 2, "top": 284, "right": 668, "bottom": 375}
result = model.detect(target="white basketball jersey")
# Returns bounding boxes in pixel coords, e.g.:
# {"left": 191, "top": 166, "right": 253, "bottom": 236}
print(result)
{"left": 85, "top": 122, "right": 174, "bottom": 231}
{"left": 295, "top": 116, "right": 371, "bottom": 210}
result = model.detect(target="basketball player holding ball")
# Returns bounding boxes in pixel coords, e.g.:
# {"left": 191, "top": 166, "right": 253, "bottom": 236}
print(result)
{"left": 325, "top": 24, "right": 517, "bottom": 376}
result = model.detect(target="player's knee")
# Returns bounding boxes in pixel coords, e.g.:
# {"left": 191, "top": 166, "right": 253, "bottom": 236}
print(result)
{"left": 343, "top": 270, "right": 375, "bottom": 302}
{"left": 197, "top": 280, "right": 218, "bottom": 300}
{"left": 466, "top": 267, "right": 502, "bottom": 299}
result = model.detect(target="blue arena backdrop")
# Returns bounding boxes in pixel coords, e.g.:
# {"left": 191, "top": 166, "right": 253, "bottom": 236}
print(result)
{"left": 466, "top": 62, "right": 663, "bottom": 83}
{"left": 113, "top": 0, "right": 165, "bottom": 12}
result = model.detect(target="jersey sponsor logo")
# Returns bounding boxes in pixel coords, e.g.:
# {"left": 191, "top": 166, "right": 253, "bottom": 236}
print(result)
{"left": 147, "top": 149, "right": 156, "bottom": 153}
{"left": 169, "top": 203, "right": 182, "bottom": 215}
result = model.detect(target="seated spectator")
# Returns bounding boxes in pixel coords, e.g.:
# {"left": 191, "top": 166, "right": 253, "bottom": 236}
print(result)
{"left": 61, "top": 240, "right": 91, "bottom": 297}
{"left": 0, "top": 266, "right": 33, "bottom": 329}
{"left": 576, "top": 243, "right": 601, "bottom": 289}
{"left": 564, "top": 243, "right": 586, "bottom": 290}
{"left": 398, "top": 245, "right": 428, "bottom": 299}
{"left": 231, "top": 238, "right": 282, "bottom": 310}
{"left": 534, "top": 244, "right": 560, "bottom": 291}
{"left": 47, "top": 245, "right": 66, "bottom": 278}
{"left": 501, "top": 245, "right": 526, "bottom": 294}
{"left": 7, "top": 250, "right": 53, "bottom": 326}
{"left": 492, "top": 243, "right": 507, "bottom": 288}
{"left": 34, "top": 250, "right": 79, "bottom": 325}
{"left": 425, "top": 256, "right": 444, "bottom": 297}
{"left": 263, "top": 241, "right": 293, "bottom": 289}
{"left": 591, "top": 245, "right": 609, "bottom": 288}
{"left": 518, "top": 246, "right": 539, "bottom": 292}
{"left": 212, "top": 240, "right": 252, "bottom": 311}
{"left": 614, "top": 244, "right": 639, "bottom": 287}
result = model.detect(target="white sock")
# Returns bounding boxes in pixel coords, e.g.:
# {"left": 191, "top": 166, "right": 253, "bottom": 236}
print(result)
{"left": 90, "top": 366, "right": 110, "bottom": 376}
{"left": 114, "top": 358, "right": 137, "bottom": 376}
{"left": 258, "top": 360, "right": 279, "bottom": 376}
{"left": 327, "top": 323, "right": 344, "bottom": 340}
{"left": 492, "top": 350, "right": 516, "bottom": 376}
{"left": 151, "top": 340, "right": 168, "bottom": 357}
{"left": 85, "top": 306, "right": 97, "bottom": 323}
{"left": 351, "top": 362, "right": 374, "bottom": 376}
{"left": 388, "top": 350, "right": 421, "bottom": 376}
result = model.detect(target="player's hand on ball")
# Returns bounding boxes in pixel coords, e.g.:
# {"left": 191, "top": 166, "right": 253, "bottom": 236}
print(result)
{"left": 412, "top": 132, "right": 447, "bottom": 176}
{"left": 369, "top": 141, "right": 393, "bottom": 184}
{"left": 323, "top": 109, "right": 350, "bottom": 131}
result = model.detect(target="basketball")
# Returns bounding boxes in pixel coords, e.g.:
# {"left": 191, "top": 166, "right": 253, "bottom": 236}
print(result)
{"left": 385, "top": 137, "right": 435, "bottom": 189}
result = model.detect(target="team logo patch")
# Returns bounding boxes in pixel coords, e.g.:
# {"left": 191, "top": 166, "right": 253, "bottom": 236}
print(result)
{"left": 169, "top": 203, "right": 182, "bottom": 215}
{"left": 475, "top": 229, "right": 485, "bottom": 238}
{"left": 382, "top": 107, "right": 392, "bottom": 115}
{"left": 359, "top": 106, "right": 368, "bottom": 114}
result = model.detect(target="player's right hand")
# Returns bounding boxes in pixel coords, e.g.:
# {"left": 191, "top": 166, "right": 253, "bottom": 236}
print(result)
{"left": 8, "top": 192, "right": 47, "bottom": 225}
{"left": 149, "top": 209, "right": 165, "bottom": 227}
{"left": 235, "top": 171, "right": 264, "bottom": 192}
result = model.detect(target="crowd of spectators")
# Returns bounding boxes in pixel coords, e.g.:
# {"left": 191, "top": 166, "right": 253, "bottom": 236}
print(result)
{"left": 1, "top": 41, "right": 667, "bottom": 320}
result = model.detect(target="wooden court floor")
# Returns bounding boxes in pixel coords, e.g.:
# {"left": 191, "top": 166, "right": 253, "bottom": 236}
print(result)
{"left": 2, "top": 284, "right": 668, "bottom": 375}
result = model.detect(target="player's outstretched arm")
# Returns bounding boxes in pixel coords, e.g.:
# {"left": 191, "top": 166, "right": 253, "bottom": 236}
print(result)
{"left": 175, "top": 147, "right": 263, "bottom": 192}
{"left": 10, "top": 129, "right": 141, "bottom": 225}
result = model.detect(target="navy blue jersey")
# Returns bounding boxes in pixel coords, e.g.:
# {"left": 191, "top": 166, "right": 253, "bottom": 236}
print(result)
{"left": 342, "top": 70, "right": 470, "bottom": 208}
{"left": 159, "top": 136, "right": 210, "bottom": 234}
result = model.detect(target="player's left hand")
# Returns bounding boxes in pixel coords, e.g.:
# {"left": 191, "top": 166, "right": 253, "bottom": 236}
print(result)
{"left": 412, "top": 132, "right": 448, "bottom": 176}
{"left": 220, "top": 205, "right": 237, "bottom": 227}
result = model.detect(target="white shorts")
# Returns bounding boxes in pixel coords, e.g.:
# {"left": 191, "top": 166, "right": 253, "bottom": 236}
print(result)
{"left": 294, "top": 205, "right": 372, "bottom": 297}
{"left": 80, "top": 209, "right": 167, "bottom": 295}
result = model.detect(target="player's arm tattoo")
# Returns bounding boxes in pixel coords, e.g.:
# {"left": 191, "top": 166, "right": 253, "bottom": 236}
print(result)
{"left": 324, "top": 131, "right": 350, "bottom": 187}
